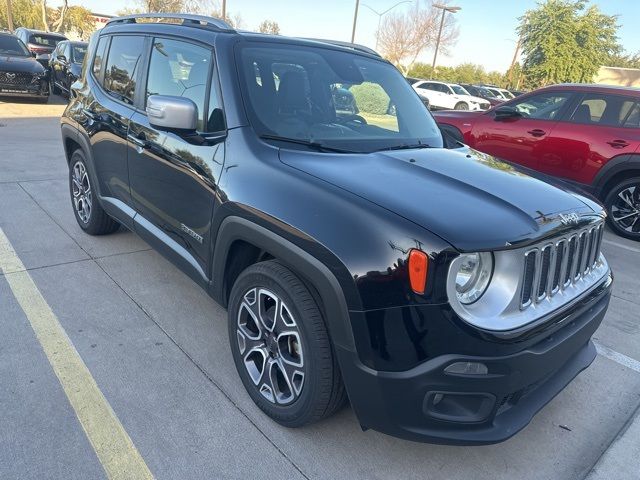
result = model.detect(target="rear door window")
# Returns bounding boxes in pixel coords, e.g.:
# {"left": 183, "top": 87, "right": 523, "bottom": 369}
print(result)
{"left": 103, "top": 35, "right": 145, "bottom": 105}
{"left": 569, "top": 93, "right": 638, "bottom": 127}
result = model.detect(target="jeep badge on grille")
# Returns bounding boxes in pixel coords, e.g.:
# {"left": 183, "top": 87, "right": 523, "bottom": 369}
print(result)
{"left": 559, "top": 212, "right": 580, "bottom": 226}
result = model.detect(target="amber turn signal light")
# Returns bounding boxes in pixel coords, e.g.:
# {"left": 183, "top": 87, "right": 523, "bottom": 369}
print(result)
{"left": 408, "top": 249, "right": 429, "bottom": 294}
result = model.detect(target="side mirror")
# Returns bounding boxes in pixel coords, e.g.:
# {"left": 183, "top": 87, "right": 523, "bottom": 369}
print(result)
{"left": 494, "top": 106, "right": 522, "bottom": 121}
{"left": 146, "top": 95, "right": 198, "bottom": 131}
{"left": 32, "top": 51, "right": 37, "bottom": 57}
{"left": 57, "top": 54, "right": 67, "bottom": 63}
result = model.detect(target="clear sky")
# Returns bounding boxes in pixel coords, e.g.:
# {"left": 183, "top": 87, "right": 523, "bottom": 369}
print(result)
{"left": 48, "top": 0, "right": 639, "bottom": 72}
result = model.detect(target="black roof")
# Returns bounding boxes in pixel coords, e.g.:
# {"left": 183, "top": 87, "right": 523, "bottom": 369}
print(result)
{"left": 16, "top": 28, "right": 67, "bottom": 38}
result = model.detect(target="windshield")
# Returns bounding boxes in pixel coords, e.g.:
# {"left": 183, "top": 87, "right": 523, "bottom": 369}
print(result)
{"left": 71, "top": 44, "right": 87, "bottom": 64}
{"left": 451, "top": 85, "right": 468, "bottom": 95}
{"left": 500, "top": 89, "right": 515, "bottom": 99}
{"left": 28, "top": 34, "right": 64, "bottom": 47}
{"left": 0, "top": 35, "right": 30, "bottom": 57}
{"left": 237, "top": 43, "right": 443, "bottom": 152}
{"left": 479, "top": 87, "right": 496, "bottom": 98}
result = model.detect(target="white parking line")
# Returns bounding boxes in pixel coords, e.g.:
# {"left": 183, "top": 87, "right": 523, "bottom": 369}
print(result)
{"left": 594, "top": 341, "right": 640, "bottom": 374}
{"left": 602, "top": 239, "right": 640, "bottom": 254}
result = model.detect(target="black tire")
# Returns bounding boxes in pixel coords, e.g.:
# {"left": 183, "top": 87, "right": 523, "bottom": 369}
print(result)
{"left": 604, "top": 177, "right": 640, "bottom": 241}
{"left": 68, "top": 149, "right": 119, "bottom": 235}
{"left": 454, "top": 102, "right": 469, "bottom": 110}
{"left": 228, "top": 260, "right": 347, "bottom": 427}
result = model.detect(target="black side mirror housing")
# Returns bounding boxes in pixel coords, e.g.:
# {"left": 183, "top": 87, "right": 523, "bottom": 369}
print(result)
{"left": 494, "top": 106, "right": 522, "bottom": 121}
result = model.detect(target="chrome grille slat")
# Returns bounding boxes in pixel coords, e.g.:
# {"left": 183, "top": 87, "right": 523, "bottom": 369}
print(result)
{"left": 520, "top": 221, "right": 604, "bottom": 309}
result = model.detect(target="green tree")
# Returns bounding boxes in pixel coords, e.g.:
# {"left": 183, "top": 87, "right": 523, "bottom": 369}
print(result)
{"left": 518, "top": 0, "right": 620, "bottom": 87}
{"left": 0, "top": 0, "right": 42, "bottom": 30}
{"left": 606, "top": 51, "right": 640, "bottom": 69}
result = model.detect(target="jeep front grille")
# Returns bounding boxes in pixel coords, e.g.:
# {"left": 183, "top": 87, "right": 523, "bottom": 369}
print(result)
{"left": 520, "top": 222, "right": 604, "bottom": 309}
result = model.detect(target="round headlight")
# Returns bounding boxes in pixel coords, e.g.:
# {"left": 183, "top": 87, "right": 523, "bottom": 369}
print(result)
{"left": 454, "top": 252, "right": 493, "bottom": 305}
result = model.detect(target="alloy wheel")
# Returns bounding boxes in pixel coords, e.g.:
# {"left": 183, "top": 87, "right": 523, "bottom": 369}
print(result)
{"left": 236, "top": 287, "right": 305, "bottom": 405}
{"left": 71, "top": 161, "right": 92, "bottom": 224}
{"left": 610, "top": 185, "right": 640, "bottom": 234}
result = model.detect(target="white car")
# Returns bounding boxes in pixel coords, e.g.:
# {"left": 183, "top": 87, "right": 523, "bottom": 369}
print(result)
{"left": 483, "top": 86, "right": 515, "bottom": 101}
{"left": 412, "top": 80, "right": 491, "bottom": 111}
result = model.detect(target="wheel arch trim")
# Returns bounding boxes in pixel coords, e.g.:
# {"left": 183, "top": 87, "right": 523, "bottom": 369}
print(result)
{"left": 211, "top": 215, "right": 356, "bottom": 352}
{"left": 593, "top": 153, "right": 640, "bottom": 196}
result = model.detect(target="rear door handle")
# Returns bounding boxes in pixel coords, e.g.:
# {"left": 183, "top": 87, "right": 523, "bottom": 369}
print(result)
{"left": 607, "top": 139, "right": 630, "bottom": 149}
{"left": 527, "top": 129, "right": 547, "bottom": 137}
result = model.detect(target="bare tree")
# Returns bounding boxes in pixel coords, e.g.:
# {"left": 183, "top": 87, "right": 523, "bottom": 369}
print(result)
{"left": 257, "top": 20, "right": 280, "bottom": 35}
{"left": 377, "top": 1, "right": 458, "bottom": 75}
{"left": 51, "top": 0, "right": 68, "bottom": 32}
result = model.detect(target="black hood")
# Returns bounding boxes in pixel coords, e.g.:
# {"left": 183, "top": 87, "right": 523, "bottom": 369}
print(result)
{"left": 280, "top": 147, "right": 603, "bottom": 252}
{"left": 0, "top": 54, "right": 45, "bottom": 74}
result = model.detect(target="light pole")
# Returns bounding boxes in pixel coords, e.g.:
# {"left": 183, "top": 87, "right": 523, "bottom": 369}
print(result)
{"left": 431, "top": 3, "right": 460, "bottom": 69}
{"left": 351, "top": 0, "right": 360, "bottom": 43}
{"left": 361, "top": 1, "right": 412, "bottom": 51}
{"left": 222, "top": 0, "right": 227, "bottom": 20}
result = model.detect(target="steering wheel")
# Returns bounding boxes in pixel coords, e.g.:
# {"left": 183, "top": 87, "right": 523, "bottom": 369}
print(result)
{"left": 340, "top": 114, "right": 368, "bottom": 125}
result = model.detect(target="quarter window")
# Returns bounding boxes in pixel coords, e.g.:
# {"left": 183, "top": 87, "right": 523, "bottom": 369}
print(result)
{"left": 511, "top": 92, "right": 570, "bottom": 120}
{"left": 146, "top": 38, "right": 212, "bottom": 132}
{"left": 622, "top": 103, "right": 640, "bottom": 128}
{"left": 92, "top": 37, "right": 109, "bottom": 78}
{"left": 103, "top": 35, "right": 144, "bottom": 105}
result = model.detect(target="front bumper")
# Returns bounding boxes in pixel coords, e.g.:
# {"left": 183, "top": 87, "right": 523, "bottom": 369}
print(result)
{"left": 338, "top": 274, "right": 612, "bottom": 445}
{"left": 0, "top": 79, "right": 48, "bottom": 98}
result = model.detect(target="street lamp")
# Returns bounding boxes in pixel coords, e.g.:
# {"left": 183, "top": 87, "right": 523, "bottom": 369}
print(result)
{"left": 361, "top": 1, "right": 412, "bottom": 50}
{"left": 431, "top": 3, "right": 460, "bottom": 69}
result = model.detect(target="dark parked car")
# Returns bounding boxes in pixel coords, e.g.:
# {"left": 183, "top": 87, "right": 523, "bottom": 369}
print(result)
{"left": 433, "top": 84, "right": 640, "bottom": 240}
{"left": 460, "top": 83, "right": 503, "bottom": 107}
{"left": 49, "top": 40, "right": 88, "bottom": 97}
{"left": 0, "top": 32, "right": 49, "bottom": 102}
{"left": 14, "top": 28, "right": 67, "bottom": 56}
{"left": 61, "top": 14, "right": 612, "bottom": 445}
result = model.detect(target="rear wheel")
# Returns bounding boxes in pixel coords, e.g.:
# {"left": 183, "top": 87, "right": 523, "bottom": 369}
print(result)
{"left": 69, "top": 150, "right": 119, "bottom": 235}
{"left": 604, "top": 177, "right": 640, "bottom": 241}
{"left": 454, "top": 102, "right": 469, "bottom": 110}
{"left": 228, "top": 260, "right": 346, "bottom": 427}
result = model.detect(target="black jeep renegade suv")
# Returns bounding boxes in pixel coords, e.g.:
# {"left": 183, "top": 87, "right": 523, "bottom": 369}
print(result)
{"left": 60, "top": 14, "right": 613, "bottom": 445}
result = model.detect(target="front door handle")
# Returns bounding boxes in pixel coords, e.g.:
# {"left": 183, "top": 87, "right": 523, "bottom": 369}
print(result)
{"left": 607, "top": 139, "right": 630, "bottom": 149}
{"left": 527, "top": 129, "right": 547, "bottom": 137}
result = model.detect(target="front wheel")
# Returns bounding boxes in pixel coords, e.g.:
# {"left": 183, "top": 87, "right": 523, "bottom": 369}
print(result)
{"left": 228, "top": 260, "right": 346, "bottom": 427}
{"left": 604, "top": 177, "right": 640, "bottom": 241}
{"left": 454, "top": 102, "right": 469, "bottom": 110}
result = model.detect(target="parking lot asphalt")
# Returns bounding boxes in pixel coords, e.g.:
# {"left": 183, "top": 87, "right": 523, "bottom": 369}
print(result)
{"left": 1, "top": 97, "right": 639, "bottom": 480}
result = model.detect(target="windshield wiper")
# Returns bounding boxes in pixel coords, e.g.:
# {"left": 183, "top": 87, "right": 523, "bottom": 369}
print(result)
{"left": 376, "top": 143, "right": 432, "bottom": 152}
{"left": 259, "top": 134, "right": 356, "bottom": 154}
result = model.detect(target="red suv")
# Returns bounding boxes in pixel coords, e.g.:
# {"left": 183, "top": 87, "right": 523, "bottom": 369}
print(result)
{"left": 433, "top": 84, "right": 640, "bottom": 240}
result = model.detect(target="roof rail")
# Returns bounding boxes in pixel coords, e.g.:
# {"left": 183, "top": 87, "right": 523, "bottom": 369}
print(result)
{"left": 300, "top": 38, "right": 381, "bottom": 57}
{"left": 105, "top": 13, "right": 235, "bottom": 32}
